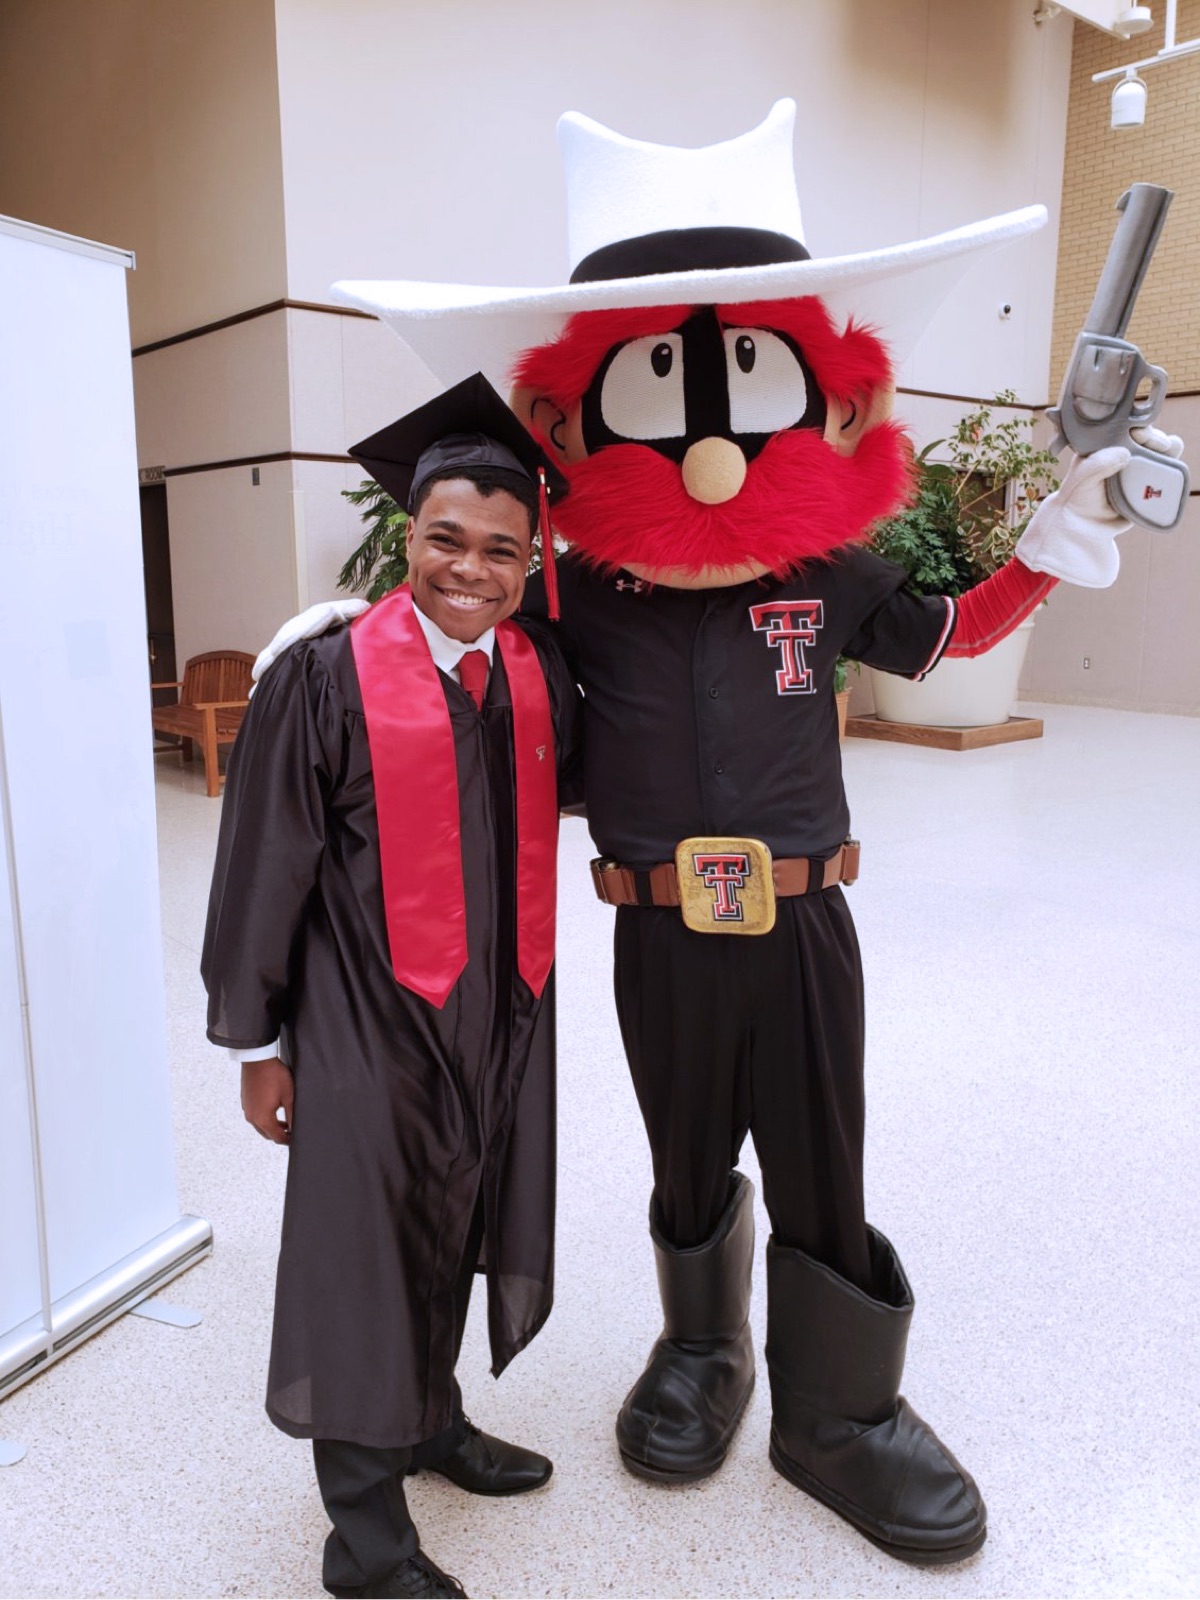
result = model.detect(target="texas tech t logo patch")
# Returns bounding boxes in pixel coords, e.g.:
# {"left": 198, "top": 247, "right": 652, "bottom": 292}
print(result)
{"left": 691, "top": 852, "right": 752, "bottom": 922}
{"left": 749, "top": 601, "right": 824, "bottom": 694}
{"left": 676, "top": 836, "right": 777, "bottom": 935}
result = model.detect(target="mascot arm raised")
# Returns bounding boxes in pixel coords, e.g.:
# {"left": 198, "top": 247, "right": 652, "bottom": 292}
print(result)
{"left": 946, "top": 423, "right": 1182, "bottom": 660}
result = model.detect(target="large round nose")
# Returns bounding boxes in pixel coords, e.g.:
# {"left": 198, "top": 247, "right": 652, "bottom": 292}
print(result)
{"left": 681, "top": 438, "right": 747, "bottom": 504}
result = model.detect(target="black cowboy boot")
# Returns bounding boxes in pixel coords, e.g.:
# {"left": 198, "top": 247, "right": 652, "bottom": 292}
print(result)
{"left": 616, "top": 1172, "right": 755, "bottom": 1483}
{"left": 766, "top": 1228, "right": 986, "bottom": 1565}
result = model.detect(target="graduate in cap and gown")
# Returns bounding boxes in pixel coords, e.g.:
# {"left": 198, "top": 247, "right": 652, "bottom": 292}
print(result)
{"left": 202, "top": 375, "right": 580, "bottom": 1600}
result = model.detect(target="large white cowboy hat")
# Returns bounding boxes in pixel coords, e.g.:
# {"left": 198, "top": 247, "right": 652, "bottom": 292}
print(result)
{"left": 333, "top": 98, "right": 1046, "bottom": 387}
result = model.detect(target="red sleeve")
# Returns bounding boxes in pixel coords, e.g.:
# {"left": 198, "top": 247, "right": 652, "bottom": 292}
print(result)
{"left": 944, "top": 558, "right": 1057, "bottom": 659}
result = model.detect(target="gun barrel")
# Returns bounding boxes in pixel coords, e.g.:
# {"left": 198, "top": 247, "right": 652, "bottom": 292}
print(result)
{"left": 1085, "top": 182, "right": 1174, "bottom": 338}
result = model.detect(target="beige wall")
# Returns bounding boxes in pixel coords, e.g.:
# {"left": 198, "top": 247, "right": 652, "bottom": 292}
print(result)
{"left": 12, "top": 0, "right": 1194, "bottom": 711}
{"left": 0, "top": 0, "right": 294, "bottom": 669}
{"left": 274, "top": 0, "right": 1072, "bottom": 408}
{"left": 1023, "top": 3, "right": 1200, "bottom": 714}
{"left": 0, "top": 0, "right": 288, "bottom": 348}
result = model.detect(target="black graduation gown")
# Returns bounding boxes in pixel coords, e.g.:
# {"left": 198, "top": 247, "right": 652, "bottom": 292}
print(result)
{"left": 202, "top": 622, "right": 579, "bottom": 1450}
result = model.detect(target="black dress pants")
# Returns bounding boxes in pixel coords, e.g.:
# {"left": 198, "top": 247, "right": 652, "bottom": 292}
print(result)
{"left": 613, "top": 887, "right": 873, "bottom": 1293}
{"left": 314, "top": 1198, "right": 485, "bottom": 1593}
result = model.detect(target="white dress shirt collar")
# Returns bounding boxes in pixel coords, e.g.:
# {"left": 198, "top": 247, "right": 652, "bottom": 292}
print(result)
{"left": 411, "top": 601, "right": 495, "bottom": 676}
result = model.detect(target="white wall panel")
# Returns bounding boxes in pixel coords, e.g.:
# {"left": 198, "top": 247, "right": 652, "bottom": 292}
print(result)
{"left": 0, "top": 795, "right": 43, "bottom": 1346}
{"left": 0, "top": 217, "right": 210, "bottom": 1397}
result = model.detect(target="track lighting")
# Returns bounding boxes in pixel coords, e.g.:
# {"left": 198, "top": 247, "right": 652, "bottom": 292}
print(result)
{"left": 1111, "top": 70, "right": 1148, "bottom": 128}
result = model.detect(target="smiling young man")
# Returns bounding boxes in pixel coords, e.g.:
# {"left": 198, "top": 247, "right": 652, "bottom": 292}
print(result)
{"left": 202, "top": 377, "right": 579, "bottom": 1600}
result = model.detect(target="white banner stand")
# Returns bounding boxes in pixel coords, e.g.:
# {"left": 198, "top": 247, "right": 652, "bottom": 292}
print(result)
{"left": 0, "top": 216, "right": 212, "bottom": 1431}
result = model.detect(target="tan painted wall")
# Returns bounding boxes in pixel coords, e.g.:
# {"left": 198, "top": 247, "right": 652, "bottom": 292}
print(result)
{"left": 274, "top": 0, "right": 1073, "bottom": 408}
{"left": 0, "top": 0, "right": 293, "bottom": 668}
{"left": 0, "top": 0, "right": 288, "bottom": 348}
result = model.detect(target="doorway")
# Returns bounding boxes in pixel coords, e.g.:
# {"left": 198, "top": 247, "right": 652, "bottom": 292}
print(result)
{"left": 140, "top": 482, "right": 177, "bottom": 727}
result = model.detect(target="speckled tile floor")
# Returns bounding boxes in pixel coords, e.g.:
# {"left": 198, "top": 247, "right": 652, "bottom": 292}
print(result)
{"left": 1, "top": 703, "right": 1198, "bottom": 1599}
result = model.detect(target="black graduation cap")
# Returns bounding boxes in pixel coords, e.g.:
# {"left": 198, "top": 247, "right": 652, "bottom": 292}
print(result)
{"left": 349, "top": 371, "right": 568, "bottom": 514}
{"left": 349, "top": 372, "right": 567, "bottom": 618}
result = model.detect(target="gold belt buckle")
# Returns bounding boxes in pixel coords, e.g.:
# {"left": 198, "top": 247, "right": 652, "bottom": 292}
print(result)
{"left": 674, "top": 836, "right": 776, "bottom": 935}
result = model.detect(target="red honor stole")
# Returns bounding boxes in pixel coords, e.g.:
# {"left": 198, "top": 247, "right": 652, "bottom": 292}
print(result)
{"left": 350, "top": 586, "right": 558, "bottom": 1008}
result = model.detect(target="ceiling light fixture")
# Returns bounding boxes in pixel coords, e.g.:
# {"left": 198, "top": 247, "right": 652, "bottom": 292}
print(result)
{"left": 1093, "top": 0, "right": 1200, "bottom": 127}
{"left": 1110, "top": 69, "right": 1148, "bottom": 125}
{"left": 1114, "top": 6, "right": 1154, "bottom": 37}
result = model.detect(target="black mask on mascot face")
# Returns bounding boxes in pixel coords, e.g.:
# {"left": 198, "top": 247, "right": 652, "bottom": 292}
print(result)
{"left": 511, "top": 297, "right": 910, "bottom": 586}
{"left": 580, "top": 307, "right": 827, "bottom": 465}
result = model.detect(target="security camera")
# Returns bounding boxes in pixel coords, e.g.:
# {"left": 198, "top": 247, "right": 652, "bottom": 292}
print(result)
{"left": 1111, "top": 72, "right": 1148, "bottom": 128}
{"left": 998, "top": 302, "right": 1013, "bottom": 320}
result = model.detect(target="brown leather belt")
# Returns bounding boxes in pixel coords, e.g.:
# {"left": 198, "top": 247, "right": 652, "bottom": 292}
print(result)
{"left": 590, "top": 839, "right": 861, "bottom": 910}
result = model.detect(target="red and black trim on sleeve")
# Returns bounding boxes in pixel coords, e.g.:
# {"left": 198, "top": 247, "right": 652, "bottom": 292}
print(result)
{"left": 911, "top": 595, "right": 957, "bottom": 681}
{"left": 944, "top": 558, "right": 1057, "bottom": 660}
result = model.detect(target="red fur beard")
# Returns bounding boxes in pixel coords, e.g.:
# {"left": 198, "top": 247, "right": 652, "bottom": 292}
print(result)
{"left": 550, "top": 421, "right": 912, "bottom": 577}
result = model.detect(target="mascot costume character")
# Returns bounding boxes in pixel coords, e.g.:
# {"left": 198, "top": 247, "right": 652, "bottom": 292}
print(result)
{"left": 261, "top": 101, "right": 1184, "bottom": 1566}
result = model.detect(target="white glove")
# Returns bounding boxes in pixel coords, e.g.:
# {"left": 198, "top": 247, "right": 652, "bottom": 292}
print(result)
{"left": 252, "top": 598, "right": 370, "bottom": 685}
{"left": 1016, "top": 446, "right": 1130, "bottom": 589}
{"left": 1016, "top": 426, "right": 1185, "bottom": 589}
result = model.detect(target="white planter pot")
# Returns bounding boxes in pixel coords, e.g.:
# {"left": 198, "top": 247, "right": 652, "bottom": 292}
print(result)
{"left": 868, "top": 616, "right": 1035, "bottom": 729}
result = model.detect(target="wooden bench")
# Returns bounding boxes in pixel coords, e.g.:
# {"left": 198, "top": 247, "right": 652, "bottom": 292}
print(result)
{"left": 151, "top": 650, "right": 255, "bottom": 797}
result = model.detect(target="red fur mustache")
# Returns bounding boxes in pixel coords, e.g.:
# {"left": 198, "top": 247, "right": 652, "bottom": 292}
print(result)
{"left": 551, "top": 423, "right": 912, "bottom": 576}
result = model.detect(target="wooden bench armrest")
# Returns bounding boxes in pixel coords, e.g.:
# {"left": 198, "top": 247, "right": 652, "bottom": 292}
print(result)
{"left": 193, "top": 699, "right": 250, "bottom": 711}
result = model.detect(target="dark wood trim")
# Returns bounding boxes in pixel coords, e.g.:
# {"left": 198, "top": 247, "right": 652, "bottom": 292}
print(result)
{"left": 899, "top": 385, "right": 1200, "bottom": 406}
{"left": 163, "top": 450, "right": 355, "bottom": 478}
{"left": 896, "top": 386, "right": 1049, "bottom": 410}
{"left": 132, "top": 298, "right": 376, "bottom": 358}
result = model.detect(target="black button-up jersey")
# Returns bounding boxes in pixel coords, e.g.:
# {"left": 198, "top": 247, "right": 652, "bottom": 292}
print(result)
{"left": 525, "top": 547, "right": 951, "bottom": 866}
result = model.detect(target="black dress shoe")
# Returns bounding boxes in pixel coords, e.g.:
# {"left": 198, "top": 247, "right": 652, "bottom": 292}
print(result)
{"left": 326, "top": 1549, "right": 467, "bottom": 1598}
{"left": 427, "top": 1418, "right": 552, "bottom": 1496}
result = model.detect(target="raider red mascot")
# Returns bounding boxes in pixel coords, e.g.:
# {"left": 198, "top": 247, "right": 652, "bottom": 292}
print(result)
{"left": 268, "top": 101, "right": 1181, "bottom": 1567}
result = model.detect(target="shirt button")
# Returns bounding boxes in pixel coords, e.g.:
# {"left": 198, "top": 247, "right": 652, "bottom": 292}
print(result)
{"left": 714, "top": 763, "right": 725, "bottom": 775}
{"left": 708, "top": 686, "right": 720, "bottom": 698}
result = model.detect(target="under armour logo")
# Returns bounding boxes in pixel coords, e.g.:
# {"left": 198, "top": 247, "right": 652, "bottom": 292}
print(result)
{"left": 692, "top": 852, "right": 751, "bottom": 922}
{"left": 536, "top": 745, "right": 547, "bottom": 761}
{"left": 615, "top": 577, "right": 648, "bottom": 594}
{"left": 749, "top": 601, "right": 824, "bottom": 695}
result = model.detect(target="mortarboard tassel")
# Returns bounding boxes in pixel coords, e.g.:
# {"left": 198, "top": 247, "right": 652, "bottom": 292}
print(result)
{"left": 538, "top": 467, "right": 561, "bottom": 622}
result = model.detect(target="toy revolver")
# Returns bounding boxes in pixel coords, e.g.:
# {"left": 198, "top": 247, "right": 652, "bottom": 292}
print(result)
{"left": 1048, "top": 182, "right": 1189, "bottom": 531}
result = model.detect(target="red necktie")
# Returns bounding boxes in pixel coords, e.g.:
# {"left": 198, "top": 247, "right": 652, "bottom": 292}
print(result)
{"left": 458, "top": 649, "right": 489, "bottom": 711}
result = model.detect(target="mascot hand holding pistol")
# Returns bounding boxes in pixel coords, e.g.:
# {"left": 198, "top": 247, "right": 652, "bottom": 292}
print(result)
{"left": 261, "top": 100, "right": 1182, "bottom": 1566}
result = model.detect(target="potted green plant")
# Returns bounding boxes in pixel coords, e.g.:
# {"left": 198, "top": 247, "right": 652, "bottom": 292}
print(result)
{"left": 866, "top": 393, "right": 1059, "bottom": 728}
{"left": 338, "top": 480, "right": 410, "bottom": 600}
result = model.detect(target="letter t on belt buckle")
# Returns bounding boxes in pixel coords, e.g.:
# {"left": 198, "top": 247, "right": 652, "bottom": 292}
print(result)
{"left": 675, "top": 836, "right": 776, "bottom": 935}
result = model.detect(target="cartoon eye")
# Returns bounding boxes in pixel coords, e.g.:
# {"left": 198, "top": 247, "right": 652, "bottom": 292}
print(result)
{"left": 600, "top": 333, "right": 686, "bottom": 439}
{"left": 722, "top": 327, "right": 812, "bottom": 434}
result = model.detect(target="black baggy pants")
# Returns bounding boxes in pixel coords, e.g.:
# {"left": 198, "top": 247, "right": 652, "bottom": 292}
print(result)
{"left": 314, "top": 1199, "right": 484, "bottom": 1594}
{"left": 613, "top": 888, "right": 873, "bottom": 1293}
